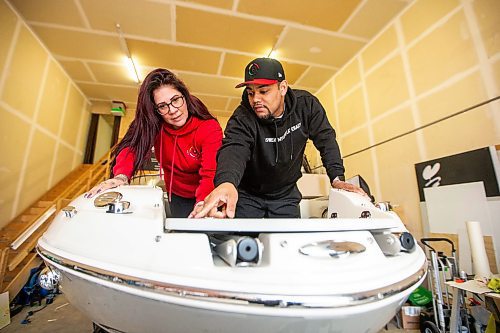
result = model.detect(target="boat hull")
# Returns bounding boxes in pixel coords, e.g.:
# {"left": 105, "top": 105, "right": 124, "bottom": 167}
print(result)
{"left": 50, "top": 258, "right": 423, "bottom": 333}
{"left": 37, "top": 186, "right": 427, "bottom": 333}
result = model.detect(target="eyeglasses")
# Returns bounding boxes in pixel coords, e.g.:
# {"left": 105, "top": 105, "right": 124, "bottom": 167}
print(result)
{"left": 155, "top": 95, "right": 185, "bottom": 115}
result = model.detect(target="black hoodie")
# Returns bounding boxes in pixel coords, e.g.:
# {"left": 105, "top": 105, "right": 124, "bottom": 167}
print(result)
{"left": 214, "top": 88, "right": 345, "bottom": 199}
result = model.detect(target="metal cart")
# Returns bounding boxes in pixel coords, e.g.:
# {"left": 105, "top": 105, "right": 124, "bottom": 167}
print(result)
{"left": 420, "top": 238, "right": 471, "bottom": 333}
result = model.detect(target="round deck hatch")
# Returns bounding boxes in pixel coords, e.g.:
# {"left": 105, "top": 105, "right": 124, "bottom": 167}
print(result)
{"left": 94, "top": 191, "right": 123, "bottom": 207}
{"left": 299, "top": 240, "right": 366, "bottom": 258}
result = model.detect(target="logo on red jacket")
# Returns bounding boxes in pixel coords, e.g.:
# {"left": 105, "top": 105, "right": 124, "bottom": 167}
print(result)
{"left": 187, "top": 146, "right": 200, "bottom": 159}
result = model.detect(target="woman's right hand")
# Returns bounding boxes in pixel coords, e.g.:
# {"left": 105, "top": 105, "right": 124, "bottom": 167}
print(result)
{"left": 84, "top": 174, "right": 129, "bottom": 198}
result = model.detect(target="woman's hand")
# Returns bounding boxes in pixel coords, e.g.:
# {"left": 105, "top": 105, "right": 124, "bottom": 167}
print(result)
{"left": 84, "top": 174, "right": 129, "bottom": 198}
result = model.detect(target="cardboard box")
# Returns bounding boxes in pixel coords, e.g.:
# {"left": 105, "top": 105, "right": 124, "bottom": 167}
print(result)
{"left": 401, "top": 305, "right": 421, "bottom": 329}
{"left": 485, "top": 294, "right": 500, "bottom": 324}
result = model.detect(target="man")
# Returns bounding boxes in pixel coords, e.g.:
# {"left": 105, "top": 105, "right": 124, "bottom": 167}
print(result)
{"left": 190, "top": 57, "right": 365, "bottom": 218}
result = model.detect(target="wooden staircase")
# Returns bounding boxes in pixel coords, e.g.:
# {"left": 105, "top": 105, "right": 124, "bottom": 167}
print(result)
{"left": 0, "top": 153, "right": 110, "bottom": 301}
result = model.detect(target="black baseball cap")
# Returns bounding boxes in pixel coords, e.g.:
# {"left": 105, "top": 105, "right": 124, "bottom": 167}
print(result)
{"left": 235, "top": 57, "right": 285, "bottom": 88}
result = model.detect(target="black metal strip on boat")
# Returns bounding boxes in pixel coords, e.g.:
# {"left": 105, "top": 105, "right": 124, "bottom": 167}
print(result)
{"left": 37, "top": 246, "right": 426, "bottom": 309}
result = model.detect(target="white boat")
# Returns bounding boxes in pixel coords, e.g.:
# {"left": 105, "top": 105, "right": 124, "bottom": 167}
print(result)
{"left": 37, "top": 185, "right": 426, "bottom": 333}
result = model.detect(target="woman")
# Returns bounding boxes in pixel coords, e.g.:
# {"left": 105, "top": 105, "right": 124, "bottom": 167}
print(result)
{"left": 85, "top": 68, "right": 223, "bottom": 217}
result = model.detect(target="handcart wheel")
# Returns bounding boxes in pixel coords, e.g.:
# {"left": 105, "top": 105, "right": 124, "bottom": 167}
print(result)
{"left": 420, "top": 320, "right": 439, "bottom": 333}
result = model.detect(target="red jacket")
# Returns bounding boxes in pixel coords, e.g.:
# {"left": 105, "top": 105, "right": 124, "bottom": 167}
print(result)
{"left": 113, "top": 116, "right": 222, "bottom": 203}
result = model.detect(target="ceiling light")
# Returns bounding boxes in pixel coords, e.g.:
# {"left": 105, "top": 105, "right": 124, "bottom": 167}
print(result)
{"left": 309, "top": 47, "right": 322, "bottom": 54}
{"left": 123, "top": 56, "right": 140, "bottom": 84}
{"left": 268, "top": 50, "right": 279, "bottom": 59}
{"left": 116, "top": 23, "right": 141, "bottom": 84}
{"left": 265, "top": 48, "right": 278, "bottom": 59}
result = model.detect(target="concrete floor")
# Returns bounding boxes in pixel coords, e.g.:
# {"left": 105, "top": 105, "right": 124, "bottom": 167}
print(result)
{"left": 0, "top": 292, "right": 418, "bottom": 333}
{"left": 1, "top": 293, "right": 92, "bottom": 333}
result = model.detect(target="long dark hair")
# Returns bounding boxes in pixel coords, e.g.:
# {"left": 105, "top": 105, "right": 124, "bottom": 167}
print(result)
{"left": 111, "top": 68, "right": 216, "bottom": 176}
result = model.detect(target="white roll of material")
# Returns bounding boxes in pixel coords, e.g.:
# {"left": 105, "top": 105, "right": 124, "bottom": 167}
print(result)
{"left": 466, "top": 221, "right": 491, "bottom": 279}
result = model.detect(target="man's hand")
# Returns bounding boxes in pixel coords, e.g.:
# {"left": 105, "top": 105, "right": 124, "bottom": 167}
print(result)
{"left": 188, "top": 182, "right": 238, "bottom": 218}
{"left": 331, "top": 179, "right": 368, "bottom": 197}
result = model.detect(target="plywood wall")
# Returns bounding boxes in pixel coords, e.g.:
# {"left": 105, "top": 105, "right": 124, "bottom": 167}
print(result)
{"left": 0, "top": 1, "right": 91, "bottom": 228}
{"left": 314, "top": 0, "right": 500, "bottom": 239}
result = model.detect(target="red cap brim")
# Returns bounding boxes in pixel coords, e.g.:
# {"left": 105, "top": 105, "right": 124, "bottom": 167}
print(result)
{"left": 235, "top": 78, "right": 278, "bottom": 88}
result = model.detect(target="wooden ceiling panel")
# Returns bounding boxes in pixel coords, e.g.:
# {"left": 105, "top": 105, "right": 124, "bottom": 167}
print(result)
{"left": 220, "top": 53, "right": 256, "bottom": 78}
{"left": 127, "top": 39, "right": 221, "bottom": 74}
{"left": 176, "top": 7, "right": 284, "bottom": 54}
{"left": 8, "top": 1, "right": 411, "bottom": 106}
{"left": 341, "top": 0, "right": 409, "bottom": 39}
{"left": 280, "top": 62, "right": 309, "bottom": 85}
{"left": 237, "top": 0, "right": 362, "bottom": 32}
{"left": 78, "top": 83, "right": 139, "bottom": 104}
{"left": 80, "top": 0, "right": 173, "bottom": 40}
{"left": 295, "top": 67, "right": 337, "bottom": 90}
{"left": 31, "top": 26, "right": 123, "bottom": 62}
{"left": 178, "top": 72, "right": 242, "bottom": 97}
{"left": 87, "top": 62, "right": 139, "bottom": 85}
{"left": 187, "top": 0, "right": 234, "bottom": 10}
{"left": 279, "top": 28, "right": 364, "bottom": 67}
{"left": 196, "top": 94, "right": 229, "bottom": 112}
{"left": 58, "top": 59, "right": 94, "bottom": 82}
{"left": 9, "top": 0, "right": 85, "bottom": 27}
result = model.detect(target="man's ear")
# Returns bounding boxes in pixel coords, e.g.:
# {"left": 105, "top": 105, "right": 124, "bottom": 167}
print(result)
{"left": 279, "top": 80, "right": 288, "bottom": 96}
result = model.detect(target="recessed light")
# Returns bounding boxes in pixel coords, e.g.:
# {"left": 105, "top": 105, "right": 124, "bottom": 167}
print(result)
{"left": 309, "top": 47, "right": 322, "bottom": 54}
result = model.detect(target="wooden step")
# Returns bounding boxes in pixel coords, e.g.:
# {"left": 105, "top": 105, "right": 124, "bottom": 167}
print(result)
{"left": 0, "top": 210, "right": 55, "bottom": 249}
{"left": 45, "top": 189, "right": 65, "bottom": 197}
{"left": 0, "top": 229, "right": 24, "bottom": 241}
{"left": 36, "top": 200, "right": 52, "bottom": 208}
{"left": 7, "top": 218, "right": 52, "bottom": 272}
{"left": 0, "top": 160, "right": 109, "bottom": 299}
{"left": 2, "top": 252, "right": 43, "bottom": 302}
{"left": 3, "top": 218, "right": 26, "bottom": 229}
{"left": 0, "top": 235, "right": 11, "bottom": 245}
{"left": 20, "top": 214, "right": 37, "bottom": 223}
{"left": 58, "top": 198, "right": 72, "bottom": 209}
{"left": 29, "top": 207, "right": 45, "bottom": 215}
{"left": 43, "top": 195, "right": 58, "bottom": 201}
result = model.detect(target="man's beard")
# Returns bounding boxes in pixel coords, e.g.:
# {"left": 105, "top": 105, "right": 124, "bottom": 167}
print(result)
{"left": 254, "top": 105, "right": 273, "bottom": 119}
